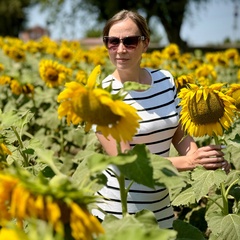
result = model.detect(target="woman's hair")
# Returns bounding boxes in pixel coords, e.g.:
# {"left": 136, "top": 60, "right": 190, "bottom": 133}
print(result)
{"left": 103, "top": 10, "right": 150, "bottom": 40}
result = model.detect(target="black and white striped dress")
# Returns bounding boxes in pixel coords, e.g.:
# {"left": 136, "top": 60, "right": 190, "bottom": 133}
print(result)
{"left": 92, "top": 68, "right": 180, "bottom": 229}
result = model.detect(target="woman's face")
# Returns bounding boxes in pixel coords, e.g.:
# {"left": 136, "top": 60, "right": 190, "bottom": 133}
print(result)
{"left": 107, "top": 18, "right": 148, "bottom": 71}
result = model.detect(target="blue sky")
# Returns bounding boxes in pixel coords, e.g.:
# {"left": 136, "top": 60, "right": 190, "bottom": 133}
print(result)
{"left": 27, "top": 0, "right": 240, "bottom": 46}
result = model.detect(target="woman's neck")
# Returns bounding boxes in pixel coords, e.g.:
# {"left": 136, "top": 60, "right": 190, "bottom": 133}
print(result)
{"left": 112, "top": 68, "right": 151, "bottom": 85}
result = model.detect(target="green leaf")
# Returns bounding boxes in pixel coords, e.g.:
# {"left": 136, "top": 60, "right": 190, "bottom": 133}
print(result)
{"left": 22, "top": 148, "right": 35, "bottom": 155}
{"left": 118, "top": 144, "right": 155, "bottom": 188}
{"left": 191, "top": 167, "right": 226, "bottom": 201}
{"left": 0, "top": 110, "right": 34, "bottom": 130}
{"left": 207, "top": 213, "right": 240, "bottom": 240}
{"left": 123, "top": 81, "right": 151, "bottom": 91}
{"left": 229, "top": 133, "right": 240, "bottom": 145}
{"left": 229, "top": 185, "right": 240, "bottom": 202}
{"left": 151, "top": 154, "right": 186, "bottom": 199}
{"left": 100, "top": 213, "right": 176, "bottom": 240}
{"left": 171, "top": 186, "right": 196, "bottom": 206}
{"left": 225, "top": 170, "right": 240, "bottom": 186}
{"left": 134, "top": 209, "right": 159, "bottom": 227}
{"left": 87, "top": 153, "right": 137, "bottom": 173}
{"left": 72, "top": 156, "right": 107, "bottom": 192}
{"left": 173, "top": 219, "right": 205, "bottom": 240}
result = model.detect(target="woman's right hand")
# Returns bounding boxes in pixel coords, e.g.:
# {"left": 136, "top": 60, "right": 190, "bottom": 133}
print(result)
{"left": 189, "top": 145, "right": 230, "bottom": 173}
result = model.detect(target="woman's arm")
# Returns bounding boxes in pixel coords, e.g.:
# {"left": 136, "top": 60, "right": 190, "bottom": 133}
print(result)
{"left": 96, "top": 132, "right": 131, "bottom": 156}
{"left": 168, "top": 125, "right": 230, "bottom": 172}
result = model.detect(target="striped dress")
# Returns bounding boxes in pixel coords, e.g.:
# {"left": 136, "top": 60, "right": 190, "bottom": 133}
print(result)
{"left": 92, "top": 68, "right": 180, "bottom": 229}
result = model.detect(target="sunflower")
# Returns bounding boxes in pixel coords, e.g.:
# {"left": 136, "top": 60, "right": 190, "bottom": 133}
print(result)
{"left": 0, "top": 174, "right": 18, "bottom": 222}
{"left": 22, "top": 83, "right": 34, "bottom": 96}
{"left": 3, "top": 45, "right": 26, "bottom": 62}
{"left": 224, "top": 48, "right": 239, "bottom": 63}
{"left": 0, "top": 172, "right": 104, "bottom": 239}
{"left": 39, "top": 59, "right": 72, "bottom": 88}
{"left": 0, "top": 63, "right": 4, "bottom": 72}
{"left": 225, "top": 83, "right": 240, "bottom": 111}
{"left": 10, "top": 80, "right": 22, "bottom": 95}
{"left": 178, "top": 83, "right": 236, "bottom": 137}
{"left": 76, "top": 70, "right": 87, "bottom": 85}
{"left": 175, "top": 74, "right": 194, "bottom": 92}
{"left": 0, "top": 75, "right": 11, "bottom": 85}
{"left": 195, "top": 64, "right": 217, "bottom": 83}
{"left": 58, "top": 65, "right": 141, "bottom": 142}
{"left": 57, "top": 47, "right": 74, "bottom": 62}
{"left": 0, "top": 228, "right": 28, "bottom": 240}
{"left": 162, "top": 43, "right": 180, "bottom": 60}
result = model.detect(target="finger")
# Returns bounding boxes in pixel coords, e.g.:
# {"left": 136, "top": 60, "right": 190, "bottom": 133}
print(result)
{"left": 201, "top": 145, "right": 225, "bottom": 151}
{"left": 221, "top": 161, "right": 231, "bottom": 174}
{"left": 201, "top": 161, "right": 225, "bottom": 170}
{"left": 199, "top": 156, "right": 225, "bottom": 165}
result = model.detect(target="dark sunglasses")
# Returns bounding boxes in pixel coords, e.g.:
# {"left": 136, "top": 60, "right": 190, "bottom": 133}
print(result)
{"left": 103, "top": 35, "right": 146, "bottom": 50}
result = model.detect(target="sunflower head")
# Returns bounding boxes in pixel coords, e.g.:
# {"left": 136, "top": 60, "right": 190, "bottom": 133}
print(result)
{"left": 0, "top": 63, "right": 4, "bottom": 72}
{"left": 58, "top": 65, "right": 141, "bottom": 142}
{"left": 39, "top": 59, "right": 72, "bottom": 88}
{"left": 175, "top": 74, "right": 194, "bottom": 92}
{"left": 0, "top": 170, "right": 104, "bottom": 239}
{"left": 226, "top": 83, "right": 240, "bottom": 111}
{"left": 178, "top": 83, "right": 236, "bottom": 137}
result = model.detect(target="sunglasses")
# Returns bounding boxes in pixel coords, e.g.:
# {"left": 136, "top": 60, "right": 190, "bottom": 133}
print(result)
{"left": 103, "top": 35, "right": 146, "bottom": 50}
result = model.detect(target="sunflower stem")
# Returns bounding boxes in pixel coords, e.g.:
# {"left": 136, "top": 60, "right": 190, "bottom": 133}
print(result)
{"left": 116, "top": 142, "right": 128, "bottom": 216}
{"left": 59, "top": 119, "right": 65, "bottom": 157}
{"left": 213, "top": 134, "right": 229, "bottom": 215}
{"left": 11, "top": 126, "right": 29, "bottom": 167}
{"left": 119, "top": 172, "right": 128, "bottom": 216}
{"left": 220, "top": 182, "right": 229, "bottom": 215}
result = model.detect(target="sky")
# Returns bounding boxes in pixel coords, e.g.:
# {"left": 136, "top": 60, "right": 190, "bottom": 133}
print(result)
{"left": 26, "top": 0, "right": 240, "bottom": 46}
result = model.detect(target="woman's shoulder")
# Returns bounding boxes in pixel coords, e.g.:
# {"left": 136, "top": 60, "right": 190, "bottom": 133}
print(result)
{"left": 145, "top": 68, "right": 174, "bottom": 81}
{"left": 101, "top": 74, "right": 122, "bottom": 89}
{"left": 146, "top": 68, "right": 173, "bottom": 77}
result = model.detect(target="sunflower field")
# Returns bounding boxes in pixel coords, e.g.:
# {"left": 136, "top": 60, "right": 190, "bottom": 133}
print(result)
{"left": 0, "top": 35, "right": 240, "bottom": 240}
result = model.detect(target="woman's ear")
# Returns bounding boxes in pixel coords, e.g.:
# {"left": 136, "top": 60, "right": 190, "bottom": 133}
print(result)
{"left": 143, "top": 39, "right": 150, "bottom": 52}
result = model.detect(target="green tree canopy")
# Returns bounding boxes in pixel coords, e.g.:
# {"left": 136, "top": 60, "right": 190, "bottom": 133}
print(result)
{"left": 0, "top": 0, "right": 34, "bottom": 37}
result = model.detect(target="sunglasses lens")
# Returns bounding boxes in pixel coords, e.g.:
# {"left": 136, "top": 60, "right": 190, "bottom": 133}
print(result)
{"left": 103, "top": 36, "right": 144, "bottom": 50}
{"left": 123, "top": 36, "right": 139, "bottom": 48}
{"left": 104, "top": 37, "right": 120, "bottom": 49}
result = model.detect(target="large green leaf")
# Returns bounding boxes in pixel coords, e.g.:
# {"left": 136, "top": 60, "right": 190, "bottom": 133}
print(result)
{"left": 173, "top": 219, "right": 205, "bottom": 240}
{"left": 118, "top": 144, "right": 155, "bottom": 188}
{"left": 191, "top": 167, "right": 226, "bottom": 201}
{"left": 0, "top": 109, "right": 34, "bottom": 130}
{"left": 225, "top": 170, "right": 240, "bottom": 186}
{"left": 100, "top": 211, "right": 176, "bottom": 240}
{"left": 171, "top": 186, "right": 196, "bottom": 206}
{"left": 207, "top": 213, "right": 240, "bottom": 240}
{"left": 151, "top": 153, "right": 186, "bottom": 199}
{"left": 87, "top": 152, "right": 137, "bottom": 173}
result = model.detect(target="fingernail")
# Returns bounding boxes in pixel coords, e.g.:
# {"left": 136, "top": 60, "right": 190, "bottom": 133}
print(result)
{"left": 221, "top": 145, "right": 226, "bottom": 149}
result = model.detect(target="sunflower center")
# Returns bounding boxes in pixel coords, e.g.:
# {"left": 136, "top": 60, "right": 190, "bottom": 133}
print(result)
{"left": 46, "top": 68, "right": 59, "bottom": 82}
{"left": 73, "top": 92, "right": 121, "bottom": 126}
{"left": 188, "top": 92, "right": 224, "bottom": 124}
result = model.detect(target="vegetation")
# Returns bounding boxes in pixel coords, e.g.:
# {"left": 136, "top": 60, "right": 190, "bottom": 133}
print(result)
{"left": 30, "top": 0, "right": 237, "bottom": 50}
{"left": 0, "top": 35, "right": 239, "bottom": 239}
{"left": 0, "top": 0, "right": 34, "bottom": 37}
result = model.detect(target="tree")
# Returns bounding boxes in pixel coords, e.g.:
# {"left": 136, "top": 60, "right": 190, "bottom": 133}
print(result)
{"left": 36, "top": 0, "right": 214, "bottom": 50}
{"left": 81, "top": 0, "right": 218, "bottom": 51}
{"left": 79, "top": 0, "right": 190, "bottom": 50}
{"left": 0, "top": 0, "right": 34, "bottom": 37}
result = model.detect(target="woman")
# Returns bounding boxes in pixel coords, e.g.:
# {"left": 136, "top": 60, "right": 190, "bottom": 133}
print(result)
{"left": 92, "top": 10, "right": 230, "bottom": 229}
